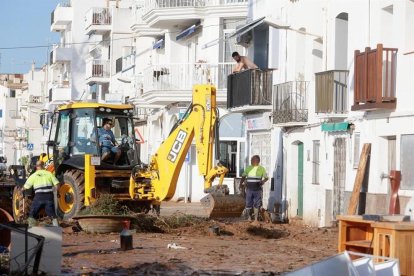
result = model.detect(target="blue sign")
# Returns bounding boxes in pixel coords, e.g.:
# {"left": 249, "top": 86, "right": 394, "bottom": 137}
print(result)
{"left": 184, "top": 151, "right": 190, "bottom": 162}
{"left": 27, "top": 143, "right": 34, "bottom": 151}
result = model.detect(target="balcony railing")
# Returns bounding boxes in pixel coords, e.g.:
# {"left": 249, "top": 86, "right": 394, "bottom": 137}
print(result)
{"left": 273, "top": 81, "right": 309, "bottom": 124}
{"left": 315, "top": 70, "right": 348, "bottom": 114}
{"left": 85, "top": 8, "right": 112, "bottom": 28}
{"left": 143, "top": 63, "right": 233, "bottom": 92}
{"left": 143, "top": 0, "right": 247, "bottom": 13}
{"left": 352, "top": 44, "right": 398, "bottom": 110}
{"left": 122, "top": 53, "right": 135, "bottom": 72}
{"left": 86, "top": 60, "right": 110, "bottom": 80}
{"left": 227, "top": 69, "right": 273, "bottom": 109}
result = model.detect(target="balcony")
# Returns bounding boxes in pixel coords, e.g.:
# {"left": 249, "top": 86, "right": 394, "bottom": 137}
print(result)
{"left": 50, "top": 2, "right": 72, "bottom": 32}
{"left": 142, "top": 0, "right": 247, "bottom": 28}
{"left": 142, "top": 63, "right": 232, "bottom": 105}
{"left": 352, "top": 44, "right": 398, "bottom": 111}
{"left": 85, "top": 8, "right": 112, "bottom": 35}
{"left": 315, "top": 70, "right": 348, "bottom": 116}
{"left": 85, "top": 60, "right": 110, "bottom": 84}
{"left": 122, "top": 53, "right": 135, "bottom": 72}
{"left": 227, "top": 69, "right": 273, "bottom": 111}
{"left": 273, "top": 81, "right": 309, "bottom": 126}
{"left": 50, "top": 85, "right": 72, "bottom": 102}
{"left": 50, "top": 45, "right": 72, "bottom": 64}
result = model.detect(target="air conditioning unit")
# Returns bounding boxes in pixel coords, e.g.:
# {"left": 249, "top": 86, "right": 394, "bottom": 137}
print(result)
{"left": 236, "top": 33, "right": 252, "bottom": 48}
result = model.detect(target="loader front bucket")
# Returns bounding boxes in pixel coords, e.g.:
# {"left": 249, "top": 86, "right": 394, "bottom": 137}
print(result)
{"left": 200, "top": 193, "right": 245, "bottom": 218}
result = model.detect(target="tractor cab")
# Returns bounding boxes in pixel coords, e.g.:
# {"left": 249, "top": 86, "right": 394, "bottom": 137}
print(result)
{"left": 46, "top": 103, "right": 140, "bottom": 177}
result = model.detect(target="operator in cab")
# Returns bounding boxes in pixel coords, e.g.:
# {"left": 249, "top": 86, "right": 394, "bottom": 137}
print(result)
{"left": 98, "top": 118, "right": 121, "bottom": 164}
{"left": 232, "top": 51, "right": 258, "bottom": 73}
{"left": 23, "top": 160, "right": 60, "bottom": 227}
{"left": 241, "top": 155, "right": 269, "bottom": 222}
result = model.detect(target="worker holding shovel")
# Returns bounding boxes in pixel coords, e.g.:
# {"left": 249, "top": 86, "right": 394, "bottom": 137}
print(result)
{"left": 241, "top": 155, "right": 268, "bottom": 222}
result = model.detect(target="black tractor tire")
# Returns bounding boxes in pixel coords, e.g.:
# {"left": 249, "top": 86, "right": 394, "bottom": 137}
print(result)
{"left": 12, "top": 185, "right": 32, "bottom": 223}
{"left": 57, "top": 170, "right": 85, "bottom": 220}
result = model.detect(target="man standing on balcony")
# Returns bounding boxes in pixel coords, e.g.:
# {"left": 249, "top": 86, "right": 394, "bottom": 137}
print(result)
{"left": 232, "top": 52, "right": 258, "bottom": 73}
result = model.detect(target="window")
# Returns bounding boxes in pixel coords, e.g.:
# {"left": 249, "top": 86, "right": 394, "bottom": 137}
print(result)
{"left": 312, "top": 140, "right": 320, "bottom": 184}
{"left": 9, "top": 90, "right": 16, "bottom": 98}
{"left": 221, "top": 19, "right": 246, "bottom": 62}
{"left": 55, "top": 112, "right": 70, "bottom": 155}
{"left": 219, "top": 141, "right": 238, "bottom": 178}
{"left": 115, "top": 57, "right": 122, "bottom": 73}
{"left": 353, "top": 133, "right": 361, "bottom": 168}
{"left": 72, "top": 109, "right": 97, "bottom": 155}
{"left": 401, "top": 135, "right": 414, "bottom": 190}
{"left": 0, "top": 109, "right": 2, "bottom": 118}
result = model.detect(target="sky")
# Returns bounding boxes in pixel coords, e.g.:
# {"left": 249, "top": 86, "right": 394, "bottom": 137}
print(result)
{"left": 0, "top": 0, "right": 61, "bottom": 73}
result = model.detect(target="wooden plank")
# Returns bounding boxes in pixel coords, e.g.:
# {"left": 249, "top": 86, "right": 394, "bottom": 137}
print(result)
{"left": 347, "top": 143, "right": 371, "bottom": 215}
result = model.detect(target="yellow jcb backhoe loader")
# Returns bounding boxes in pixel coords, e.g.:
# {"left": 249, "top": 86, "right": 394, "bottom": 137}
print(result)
{"left": 12, "top": 84, "right": 244, "bottom": 221}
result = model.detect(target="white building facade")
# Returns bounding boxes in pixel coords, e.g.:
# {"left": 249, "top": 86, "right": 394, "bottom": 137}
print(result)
{"left": 245, "top": 0, "right": 414, "bottom": 226}
{"left": 130, "top": 0, "right": 250, "bottom": 201}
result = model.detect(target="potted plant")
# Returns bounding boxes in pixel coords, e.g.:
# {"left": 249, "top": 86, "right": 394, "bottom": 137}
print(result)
{"left": 73, "top": 194, "right": 134, "bottom": 234}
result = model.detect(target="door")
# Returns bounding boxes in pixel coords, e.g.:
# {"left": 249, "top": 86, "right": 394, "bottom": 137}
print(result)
{"left": 333, "top": 138, "right": 346, "bottom": 219}
{"left": 53, "top": 111, "right": 71, "bottom": 171}
{"left": 297, "top": 143, "right": 304, "bottom": 217}
{"left": 250, "top": 132, "right": 272, "bottom": 208}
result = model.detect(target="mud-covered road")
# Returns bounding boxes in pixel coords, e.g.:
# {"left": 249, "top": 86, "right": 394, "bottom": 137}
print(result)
{"left": 62, "top": 219, "right": 337, "bottom": 275}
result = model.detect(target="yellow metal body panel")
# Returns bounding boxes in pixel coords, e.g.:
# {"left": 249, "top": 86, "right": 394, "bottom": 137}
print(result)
{"left": 84, "top": 155, "right": 96, "bottom": 206}
{"left": 133, "top": 85, "right": 228, "bottom": 202}
{"left": 58, "top": 102, "right": 133, "bottom": 111}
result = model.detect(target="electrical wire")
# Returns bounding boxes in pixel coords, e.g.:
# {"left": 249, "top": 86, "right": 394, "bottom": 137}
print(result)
{"left": 0, "top": 18, "right": 247, "bottom": 51}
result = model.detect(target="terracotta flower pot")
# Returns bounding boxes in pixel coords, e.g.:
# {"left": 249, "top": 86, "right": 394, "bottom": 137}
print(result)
{"left": 73, "top": 215, "right": 134, "bottom": 234}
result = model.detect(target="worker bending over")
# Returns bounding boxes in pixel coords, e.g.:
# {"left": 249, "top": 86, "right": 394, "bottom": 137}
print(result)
{"left": 241, "top": 155, "right": 268, "bottom": 222}
{"left": 24, "top": 160, "right": 60, "bottom": 227}
{"left": 232, "top": 51, "right": 258, "bottom": 73}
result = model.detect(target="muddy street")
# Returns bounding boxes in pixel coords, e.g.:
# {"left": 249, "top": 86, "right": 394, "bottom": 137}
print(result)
{"left": 62, "top": 219, "right": 337, "bottom": 275}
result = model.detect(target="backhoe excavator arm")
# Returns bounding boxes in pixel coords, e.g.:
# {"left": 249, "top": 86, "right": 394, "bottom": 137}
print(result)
{"left": 147, "top": 85, "right": 227, "bottom": 202}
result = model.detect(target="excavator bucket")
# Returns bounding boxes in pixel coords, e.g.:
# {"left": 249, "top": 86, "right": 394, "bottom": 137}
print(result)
{"left": 200, "top": 194, "right": 245, "bottom": 218}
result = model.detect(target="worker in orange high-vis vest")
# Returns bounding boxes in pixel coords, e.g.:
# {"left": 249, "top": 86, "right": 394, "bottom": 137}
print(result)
{"left": 241, "top": 155, "right": 268, "bottom": 222}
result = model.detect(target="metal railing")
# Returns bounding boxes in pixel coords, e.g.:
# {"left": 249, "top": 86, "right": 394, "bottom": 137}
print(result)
{"left": 143, "top": 63, "right": 233, "bottom": 92}
{"left": 353, "top": 44, "right": 397, "bottom": 110}
{"left": 51, "top": 1, "right": 72, "bottom": 25}
{"left": 122, "top": 53, "right": 135, "bottom": 72}
{"left": 143, "top": 0, "right": 247, "bottom": 13}
{"left": 86, "top": 60, "right": 110, "bottom": 79}
{"left": 315, "top": 70, "right": 348, "bottom": 114}
{"left": 85, "top": 8, "right": 112, "bottom": 28}
{"left": 273, "top": 81, "right": 309, "bottom": 124}
{"left": 227, "top": 69, "right": 273, "bottom": 108}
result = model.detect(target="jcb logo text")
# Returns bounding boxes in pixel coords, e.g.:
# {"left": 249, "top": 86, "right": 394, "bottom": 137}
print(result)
{"left": 167, "top": 130, "right": 187, "bottom": 163}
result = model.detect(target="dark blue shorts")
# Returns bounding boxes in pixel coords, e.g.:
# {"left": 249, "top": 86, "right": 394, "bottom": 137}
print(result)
{"left": 102, "top": 146, "right": 120, "bottom": 154}
{"left": 245, "top": 189, "right": 262, "bottom": 209}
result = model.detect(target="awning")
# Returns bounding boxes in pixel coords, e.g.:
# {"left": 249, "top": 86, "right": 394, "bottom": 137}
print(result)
{"left": 153, "top": 38, "right": 164, "bottom": 49}
{"left": 176, "top": 24, "right": 200, "bottom": 41}
{"left": 202, "top": 16, "right": 290, "bottom": 49}
{"left": 321, "top": 122, "right": 350, "bottom": 132}
{"left": 227, "top": 16, "right": 266, "bottom": 39}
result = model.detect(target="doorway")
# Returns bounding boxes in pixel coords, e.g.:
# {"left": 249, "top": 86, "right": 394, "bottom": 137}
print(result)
{"left": 297, "top": 142, "right": 304, "bottom": 217}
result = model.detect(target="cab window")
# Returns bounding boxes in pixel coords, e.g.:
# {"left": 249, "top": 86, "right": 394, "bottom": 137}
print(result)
{"left": 72, "top": 109, "right": 97, "bottom": 155}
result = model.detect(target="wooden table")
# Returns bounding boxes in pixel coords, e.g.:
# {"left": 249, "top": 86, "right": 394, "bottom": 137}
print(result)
{"left": 338, "top": 215, "right": 414, "bottom": 276}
